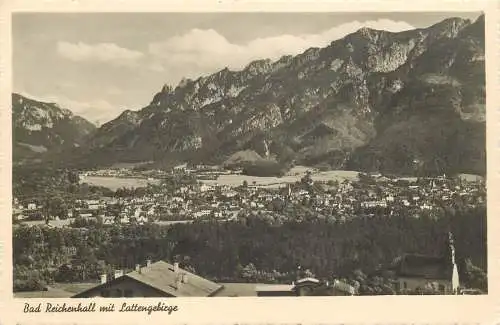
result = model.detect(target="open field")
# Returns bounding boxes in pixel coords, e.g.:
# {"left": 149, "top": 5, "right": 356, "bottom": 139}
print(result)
{"left": 81, "top": 168, "right": 360, "bottom": 190}
{"left": 202, "top": 169, "right": 360, "bottom": 188}
{"left": 111, "top": 161, "right": 154, "bottom": 169}
{"left": 154, "top": 220, "right": 194, "bottom": 226}
{"left": 15, "top": 218, "right": 75, "bottom": 228}
{"left": 458, "top": 173, "right": 485, "bottom": 182}
{"left": 82, "top": 176, "right": 160, "bottom": 190}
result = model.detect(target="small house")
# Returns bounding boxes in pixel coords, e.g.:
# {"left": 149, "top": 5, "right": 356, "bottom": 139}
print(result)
{"left": 389, "top": 254, "right": 453, "bottom": 294}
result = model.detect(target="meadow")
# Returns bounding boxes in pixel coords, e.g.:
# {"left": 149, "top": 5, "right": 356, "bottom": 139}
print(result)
{"left": 82, "top": 176, "right": 160, "bottom": 190}
{"left": 202, "top": 168, "right": 360, "bottom": 188}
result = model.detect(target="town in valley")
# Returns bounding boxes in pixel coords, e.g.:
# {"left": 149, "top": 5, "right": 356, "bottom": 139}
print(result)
{"left": 12, "top": 12, "right": 487, "bottom": 298}
{"left": 13, "top": 163, "right": 487, "bottom": 297}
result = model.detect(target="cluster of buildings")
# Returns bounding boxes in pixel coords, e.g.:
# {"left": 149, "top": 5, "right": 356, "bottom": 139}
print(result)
{"left": 302, "top": 174, "right": 486, "bottom": 222}
{"left": 13, "top": 165, "right": 485, "bottom": 297}
{"left": 13, "top": 168, "right": 486, "bottom": 228}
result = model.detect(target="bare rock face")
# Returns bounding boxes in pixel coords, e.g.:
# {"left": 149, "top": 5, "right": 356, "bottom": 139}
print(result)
{"left": 12, "top": 93, "right": 96, "bottom": 162}
{"left": 244, "top": 59, "right": 273, "bottom": 76}
{"left": 64, "top": 15, "right": 485, "bottom": 175}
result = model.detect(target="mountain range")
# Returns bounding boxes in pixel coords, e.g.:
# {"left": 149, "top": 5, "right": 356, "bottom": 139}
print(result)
{"left": 12, "top": 93, "right": 96, "bottom": 164}
{"left": 15, "top": 15, "right": 486, "bottom": 176}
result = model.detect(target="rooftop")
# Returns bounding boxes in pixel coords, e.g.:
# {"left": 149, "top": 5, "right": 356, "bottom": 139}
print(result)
{"left": 73, "top": 260, "right": 222, "bottom": 297}
{"left": 389, "top": 253, "right": 451, "bottom": 279}
{"left": 125, "top": 260, "right": 222, "bottom": 297}
{"left": 255, "top": 284, "right": 295, "bottom": 292}
{"left": 213, "top": 283, "right": 259, "bottom": 297}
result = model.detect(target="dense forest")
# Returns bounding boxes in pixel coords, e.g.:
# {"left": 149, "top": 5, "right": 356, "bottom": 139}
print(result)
{"left": 240, "top": 160, "right": 291, "bottom": 177}
{"left": 13, "top": 205, "right": 487, "bottom": 293}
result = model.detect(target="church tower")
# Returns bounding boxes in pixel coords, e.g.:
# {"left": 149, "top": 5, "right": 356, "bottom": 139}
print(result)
{"left": 448, "top": 232, "right": 460, "bottom": 294}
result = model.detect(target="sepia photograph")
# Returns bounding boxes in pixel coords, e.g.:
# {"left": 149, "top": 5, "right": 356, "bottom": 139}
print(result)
{"left": 11, "top": 10, "right": 487, "bottom": 300}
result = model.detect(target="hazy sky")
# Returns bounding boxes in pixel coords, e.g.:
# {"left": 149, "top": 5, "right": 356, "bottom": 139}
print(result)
{"left": 13, "top": 12, "right": 481, "bottom": 125}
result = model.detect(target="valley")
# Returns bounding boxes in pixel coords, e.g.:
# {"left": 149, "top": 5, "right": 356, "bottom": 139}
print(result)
{"left": 11, "top": 13, "right": 487, "bottom": 298}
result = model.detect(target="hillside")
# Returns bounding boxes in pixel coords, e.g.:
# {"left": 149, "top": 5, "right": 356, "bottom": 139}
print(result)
{"left": 55, "top": 15, "right": 485, "bottom": 175}
{"left": 12, "top": 93, "right": 97, "bottom": 164}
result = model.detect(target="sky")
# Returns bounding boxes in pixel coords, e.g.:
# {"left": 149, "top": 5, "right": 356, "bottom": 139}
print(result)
{"left": 13, "top": 12, "right": 482, "bottom": 125}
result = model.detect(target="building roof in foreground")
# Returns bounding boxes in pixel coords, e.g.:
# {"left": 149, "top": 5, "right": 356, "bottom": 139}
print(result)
{"left": 73, "top": 260, "right": 222, "bottom": 297}
{"left": 126, "top": 260, "right": 222, "bottom": 297}
{"left": 255, "top": 284, "right": 295, "bottom": 292}
{"left": 213, "top": 283, "right": 259, "bottom": 297}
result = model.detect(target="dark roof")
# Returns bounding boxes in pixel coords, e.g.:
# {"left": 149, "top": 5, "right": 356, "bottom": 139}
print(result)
{"left": 389, "top": 253, "right": 451, "bottom": 280}
{"left": 213, "top": 283, "right": 259, "bottom": 297}
{"left": 126, "top": 261, "right": 222, "bottom": 297}
{"left": 74, "top": 260, "right": 222, "bottom": 297}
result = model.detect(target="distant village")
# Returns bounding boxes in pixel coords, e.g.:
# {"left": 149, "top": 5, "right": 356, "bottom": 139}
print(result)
{"left": 12, "top": 164, "right": 486, "bottom": 229}
{"left": 12, "top": 163, "right": 487, "bottom": 298}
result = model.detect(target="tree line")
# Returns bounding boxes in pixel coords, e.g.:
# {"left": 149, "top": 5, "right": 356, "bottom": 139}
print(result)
{"left": 13, "top": 205, "right": 487, "bottom": 292}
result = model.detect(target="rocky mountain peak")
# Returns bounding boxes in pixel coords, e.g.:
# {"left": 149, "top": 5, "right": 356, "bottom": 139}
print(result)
{"left": 460, "top": 14, "right": 485, "bottom": 40}
{"left": 177, "top": 77, "right": 193, "bottom": 89}
{"left": 161, "top": 84, "right": 174, "bottom": 94}
{"left": 427, "top": 17, "right": 471, "bottom": 39}
{"left": 475, "top": 13, "right": 485, "bottom": 24}
{"left": 13, "top": 93, "right": 75, "bottom": 127}
{"left": 244, "top": 58, "right": 273, "bottom": 76}
{"left": 12, "top": 93, "right": 96, "bottom": 163}
{"left": 218, "top": 67, "right": 231, "bottom": 74}
{"left": 100, "top": 109, "right": 140, "bottom": 129}
{"left": 120, "top": 109, "right": 138, "bottom": 118}
{"left": 59, "top": 16, "right": 485, "bottom": 176}
{"left": 273, "top": 55, "right": 294, "bottom": 69}
{"left": 356, "top": 26, "right": 384, "bottom": 39}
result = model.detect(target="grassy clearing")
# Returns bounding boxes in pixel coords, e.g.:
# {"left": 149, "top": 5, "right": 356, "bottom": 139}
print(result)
{"left": 202, "top": 168, "right": 360, "bottom": 188}
{"left": 82, "top": 176, "right": 160, "bottom": 190}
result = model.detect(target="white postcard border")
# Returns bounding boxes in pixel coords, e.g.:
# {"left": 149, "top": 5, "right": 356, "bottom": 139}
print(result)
{"left": 1, "top": 1, "right": 499, "bottom": 325}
